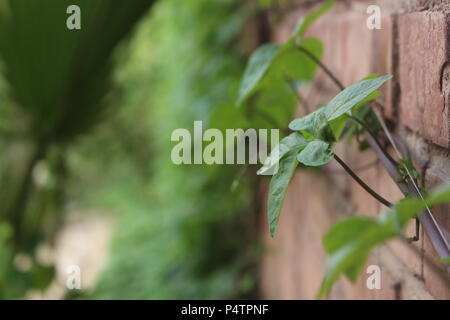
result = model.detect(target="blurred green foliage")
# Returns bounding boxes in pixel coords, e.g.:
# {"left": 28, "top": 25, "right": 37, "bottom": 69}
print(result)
{"left": 0, "top": 0, "right": 264, "bottom": 299}
{"left": 87, "top": 0, "right": 260, "bottom": 299}
{"left": 0, "top": 0, "right": 154, "bottom": 298}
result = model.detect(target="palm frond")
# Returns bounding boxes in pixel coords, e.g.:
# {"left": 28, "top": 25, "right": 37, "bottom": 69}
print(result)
{"left": 0, "top": 0, "right": 155, "bottom": 142}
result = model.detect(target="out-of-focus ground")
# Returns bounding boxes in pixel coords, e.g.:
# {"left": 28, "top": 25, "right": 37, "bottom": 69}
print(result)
{"left": 26, "top": 213, "right": 113, "bottom": 299}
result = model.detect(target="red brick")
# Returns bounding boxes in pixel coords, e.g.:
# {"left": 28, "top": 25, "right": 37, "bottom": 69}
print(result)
{"left": 308, "top": 12, "right": 375, "bottom": 87}
{"left": 259, "top": 171, "right": 348, "bottom": 299}
{"left": 398, "top": 11, "right": 450, "bottom": 147}
{"left": 373, "top": 15, "right": 396, "bottom": 118}
{"left": 260, "top": 1, "right": 450, "bottom": 300}
{"left": 295, "top": 8, "right": 395, "bottom": 116}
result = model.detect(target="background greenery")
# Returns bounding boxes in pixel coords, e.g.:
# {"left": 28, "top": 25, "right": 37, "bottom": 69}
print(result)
{"left": 0, "top": 0, "right": 266, "bottom": 299}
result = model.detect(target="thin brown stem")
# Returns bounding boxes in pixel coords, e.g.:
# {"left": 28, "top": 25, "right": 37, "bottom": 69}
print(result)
{"left": 325, "top": 159, "right": 379, "bottom": 174}
{"left": 297, "top": 45, "right": 345, "bottom": 90}
{"left": 297, "top": 44, "right": 450, "bottom": 270}
{"left": 284, "top": 74, "right": 311, "bottom": 113}
{"left": 349, "top": 115, "right": 399, "bottom": 166}
{"left": 334, "top": 154, "right": 392, "bottom": 208}
{"left": 298, "top": 45, "right": 400, "bottom": 167}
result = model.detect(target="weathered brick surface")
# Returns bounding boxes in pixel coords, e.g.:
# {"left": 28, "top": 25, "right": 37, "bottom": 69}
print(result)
{"left": 398, "top": 11, "right": 450, "bottom": 148}
{"left": 259, "top": 172, "right": 336, "bottom": 299}
{"left": 259, "top": 0, "right": 450, "bottom": 300}
{"left": 276, "top": 1, "right": 450, "bottom": 145}
{"left": 373, "top": 15, "right": 396, "bottom": 118}
{"left": 304, "top": 3, "right": 397, "bottom": 117}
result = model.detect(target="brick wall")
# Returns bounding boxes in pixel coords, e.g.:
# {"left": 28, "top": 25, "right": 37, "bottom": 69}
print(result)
{"left": 258, "top": 0, "right": 450, "bottom": 299}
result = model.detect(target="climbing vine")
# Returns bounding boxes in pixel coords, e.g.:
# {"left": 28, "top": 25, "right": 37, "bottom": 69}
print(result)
{"left": 237, "top": 0, "right": 450, "bottom": 298}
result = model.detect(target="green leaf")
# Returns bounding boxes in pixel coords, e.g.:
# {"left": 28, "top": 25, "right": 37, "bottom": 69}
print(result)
{"left": 252, "top": 77, "right": 298, "bottom": 128}
{"left": 317, "top": 223, "right": 391, "bottom": 299}
{"left": 438, "top": 257, "right": 450, "bottom": 265}
{"left": 289, "top": 76, "right": 389, "bottom": 140}
{"left": 292, "top": 0, "right": 335, "bottom": 38}
{"left": 31, "top": 264, "right": 55, "bottom": 290}
{"left": 258, "top": 132, "right": 308, "bottom": 175}
{"left": 209, "top": 103, "right": 249, "bottom": 132}
{"left": 238, "top": 37, "right": 323, "bottom": 108}
{"left": 328, "top": 115, "right": 347, "bottom": 140}
{"left": 237, "top": 11, "right": 325, "bottom": 114}
{"left": 311, "top": 111, "right": 336, "bottom": 142}
{"left": 268, "top": 150, "right": 299, "bottom": 237}
{"left": 427, "top": 182, "right": 450, "bottom": 206}
{"left": 323, "top": 216, "right": 379, "bottom": 282}
{"left": 0, "top": 0, "right": 154, "bottom": 142}
{"left": 297, "top": 140, "right": 334, "bottom": 166}
{"left": 361, "top": 73, "right": 380, "bottom": 81}
{"left": 287, "top": 109, "right": 334, "bottom": 142}
{"left": 317, "top": 182, "right": 450, "bottom": 299}
{"left": 379, "top": 198, "right": 423, "bottom": 233}
{"left": 237, "top": 44, "right": 281, "bottom": 105}
{"left": 278, "top": 38, "right": 323, "bottom": 82}
{"left": 343, "top": 103, "right": 375, "bottom": 142}
{"left": 323, "top": 216, "right": 378, "bottom": 254}
{"left": 325, "top": 75, "right": 391, "bottom": 121}
{"left": 288, "top": 107, "right": 324, "bottom": 132}
{"left": 343, "top": 254, "right": 370, "bottom": 282}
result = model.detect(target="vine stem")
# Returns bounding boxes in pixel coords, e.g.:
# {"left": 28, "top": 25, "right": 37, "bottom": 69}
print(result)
{"left": 349, "top": 115, "right": 399, "bottom": 166}
{"left": 297, "top": 45, "right": 345, "bottom": 90}
{"left": 284, "top": 74, "right": 311, "bottom": 113}
{"left": 296, "top": 45, "right": 393, "bottom": 208}
{"left": 298, "top": 44, "right": 450, "bottom": 269}
{"left": 325, "top": 158, "right": 379, "bottom": 174}
{"left": 298, "top": 45, "right": 398, "bottom": 165}
{"left": 333, "top": 154, "right": 392, "bottom": 208}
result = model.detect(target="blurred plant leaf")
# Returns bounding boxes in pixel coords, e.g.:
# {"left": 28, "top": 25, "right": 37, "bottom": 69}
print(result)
{"left": 278, "top": 37, "right": 323, "bottom": 83}
{"left": 30, "top": 263, "right": 55, "bottom": 290}
{"left": 439, "top": 257, "right": 450, "bottom": 265}
{"left": 291, "top": 0, "right": 335, "bottom": 37}
{"left": 0, "top": 0, "right": 154, "bottom": 142}
{"left": 237, "top": 44, "right": 281, "bottom": 106}
{"left": 317, "top": 182, "right": 450, "bottom": 299}
{"left": 250, "top": 79, "right": 297, "bottom": 129}
{"left": 237, "top": 0, "right": 329, "bottom": 108}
